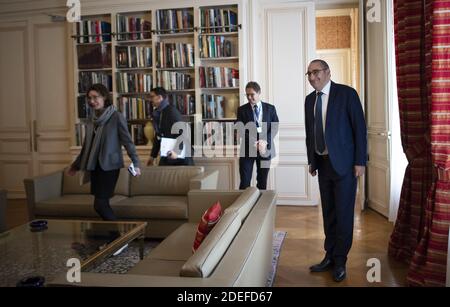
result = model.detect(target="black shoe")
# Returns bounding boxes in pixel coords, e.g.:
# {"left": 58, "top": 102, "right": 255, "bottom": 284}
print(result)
{"left": 309, "top": 257, "right": 334, "bottom": 272}
{"left": 332, "top": 265, "right": 346, "bottom": 282}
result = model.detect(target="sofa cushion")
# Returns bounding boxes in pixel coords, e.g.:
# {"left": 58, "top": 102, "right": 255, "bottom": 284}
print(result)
{"left": 130, "top": 166, "right": 204, "bottom": 196}
{"left": 147, "top": 223, "right": 197, "bottom": 261}
{"left": 35, "top": 195, "right": 127, "bottom": 217}
{"left": 113, "top": 169, "right": 130, "bottom": 196}
{"left": 180, "top": 211, "right": 241, "bottom": 278}
{"left": 224, "top": 187, "right": 260, "bottom": 222}
{"left": 62, "top": 169, "right": 130, "bottom": 196}
{"left": 62, "top": 171, "right": 90, "bottom": 195}
{"left": 193, "top": 201, "right": 222, "bottom": 252}
{"left": 111, "top": 196, "right": 188, "bottom": 219}
{"left": 128, "top": 258, "right": 186, "bottom": 277}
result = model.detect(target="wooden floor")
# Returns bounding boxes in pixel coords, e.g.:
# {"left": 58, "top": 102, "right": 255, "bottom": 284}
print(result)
{"left": 274, "top": 206, "right": 408, "bottom": 286}
{"left": 4, "top": 200, "right": 408, "bottom": 287}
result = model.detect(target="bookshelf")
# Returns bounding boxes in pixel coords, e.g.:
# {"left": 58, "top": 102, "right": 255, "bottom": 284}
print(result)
{"left": 71, "top": 2, "right": 243, "bottom": 150}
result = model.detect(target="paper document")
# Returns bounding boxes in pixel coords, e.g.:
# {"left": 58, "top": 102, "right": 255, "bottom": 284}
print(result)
{"left": 160, "top": 137, "right": 185, "bottom": 158}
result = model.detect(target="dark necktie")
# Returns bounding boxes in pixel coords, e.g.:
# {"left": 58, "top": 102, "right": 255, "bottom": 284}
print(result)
{"left": 254, "top": 104, "right": 260, "bottom": 127}
{"left": 315, "top": 92, "right": 325, "bottom": 153}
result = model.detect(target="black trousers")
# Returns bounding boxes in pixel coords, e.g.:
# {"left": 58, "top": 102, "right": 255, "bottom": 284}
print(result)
{"left": 90, "top": 165, "right": 120, "bottom": 221}
{"left": 239, "top": 157, "right": 270, "bottom": 190}
{"left": 317, "top": 155, "right": 357, "bottom": 265}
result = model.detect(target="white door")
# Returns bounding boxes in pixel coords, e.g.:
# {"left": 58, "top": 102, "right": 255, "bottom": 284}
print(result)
{"left": 0, "top": 16, "right": 72, "bottom": 198}
{"left": 0, "top": 20, "right": 34, "bottom": 198}
{"left": 251, "top": 1, "right": 317, "bottom": 205}
{"left": 29, "top": 17, "right": 73, "bottom": 177}
{"left": 364, "top": 0, "right": 393, "bottom": 217}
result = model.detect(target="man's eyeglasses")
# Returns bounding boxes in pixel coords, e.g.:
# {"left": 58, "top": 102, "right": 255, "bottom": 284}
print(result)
{"left": 305, "top": 69, "right": 326, "bottom": 77}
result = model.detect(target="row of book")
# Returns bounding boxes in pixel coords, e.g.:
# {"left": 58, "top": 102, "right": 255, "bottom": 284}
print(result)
{"left": 129, "top": 124, "right": 148, "bottom": 145}
{"left": 76, "top": 20, "right": 111, "bottom": 43}
{"left": 199, "top": 67, "right": 239, "bottom": 88}
{"left": 155, "top": 42, "right": 194, "bottom": 68}
{"left": 75, "top": 121, "right": 148, "bottom": 146}
{"left": 203, "top": 122, "right": 238, "bottom": 146}
{"left": 201, "top": 94, "right": 225, "bottom": 119}
{"left": 75, "top": 123, "right": 86, "bottom": 146}
{"left": 200, "top": 8, "right": 238, "bottom": 33}
{"left": 77, "top": 44, "right": 112, "bottom": 69}
{"left": 116, "top": 46, "right": 152, "bottom": 68}
{"left": 156, "top": 71, "right": 192, "bottom": 90}
{"left": 77, "top": 96, "right": 92, "bottom": 119}
{"left": 168, "top": 94, "right": 195, "bottom": 115}
{"left": 156, "top": 9, "right": 194, "bottom": 32}
{"left": 199, "top": 35, "right": 234, "bottom": 58}
{"left": 118, "top": 97, "right": 153, "bottom": 120}
{"left": 78, "top": 72, "right": 112, "bottom": 93}
{"left": 116, "top": 72, "right": 152, "bottom": 93}
{"left": 116, "top": 15, "right": 151, "bottom": 41}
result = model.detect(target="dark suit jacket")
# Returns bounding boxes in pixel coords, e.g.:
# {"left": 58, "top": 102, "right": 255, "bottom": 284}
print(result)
{"left": 236, "top": 102, "right": 279, "bottom": 160}
{"left": 151, "top": 104, "right": 190, "bottom": 159}
{"left": 305, "top": 81, "right": 367, "bottom": 176}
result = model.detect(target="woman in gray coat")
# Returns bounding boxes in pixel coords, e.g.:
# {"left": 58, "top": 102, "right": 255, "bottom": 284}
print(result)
{"left": 68, "top": 83, "right": 141, "bottom": 220}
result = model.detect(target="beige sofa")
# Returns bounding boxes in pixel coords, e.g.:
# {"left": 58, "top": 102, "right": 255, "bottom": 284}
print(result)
{"left": 24, "top": 166, "right": 218, "bottom": 238}
{"left": 51, "top": 187, "right": 276, "bottom": 287}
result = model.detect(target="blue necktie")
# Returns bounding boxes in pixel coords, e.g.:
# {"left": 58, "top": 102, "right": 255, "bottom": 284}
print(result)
{"left": 253, "top": 104, "right": 260, "bottom": 127}
{"left": 315, "top": 92, "right": 325, "bottom": 153}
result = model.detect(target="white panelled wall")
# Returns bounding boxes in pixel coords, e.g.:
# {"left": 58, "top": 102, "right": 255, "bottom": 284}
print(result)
{"left": 249, "top": 0, "right": 319, "bottom": 205}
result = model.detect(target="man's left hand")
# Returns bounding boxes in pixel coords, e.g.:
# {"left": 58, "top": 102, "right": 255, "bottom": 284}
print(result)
{"left": 256, "top": 140, "right": 268, "bottom": 155}
{"left": 354, "top": 165, "right": 365, "bottom": 177}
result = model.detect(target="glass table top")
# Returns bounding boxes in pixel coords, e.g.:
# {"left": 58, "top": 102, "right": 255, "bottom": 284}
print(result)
{"left": 0, "top": 219, "right": 146, "bottom": 287}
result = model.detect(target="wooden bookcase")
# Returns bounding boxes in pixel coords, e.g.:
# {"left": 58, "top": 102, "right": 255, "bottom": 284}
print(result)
{"left": 71, "top": 1, "right": 243, "bottom": 151}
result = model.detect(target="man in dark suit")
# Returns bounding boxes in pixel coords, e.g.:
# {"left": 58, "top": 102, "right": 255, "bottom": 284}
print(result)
{"left": 304, "top": 60, "right": 367, "bottom": 282}
{"left": 237, "top": 81, "right": 279, "bottom": 190}
{"left": 147, "top": 87, "right": 194, "bottom": 166}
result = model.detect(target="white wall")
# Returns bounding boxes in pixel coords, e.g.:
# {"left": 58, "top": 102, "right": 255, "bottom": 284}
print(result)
{"left": 249, "top": 0, "right": 319, "bottom": 205}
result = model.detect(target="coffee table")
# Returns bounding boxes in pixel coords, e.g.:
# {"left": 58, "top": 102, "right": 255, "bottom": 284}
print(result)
{"left": 0, "top": 219, "right": 147, "bottom": 287}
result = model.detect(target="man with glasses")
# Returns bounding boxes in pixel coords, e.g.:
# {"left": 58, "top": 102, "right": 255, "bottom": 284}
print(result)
{"left": 147, "top": 87, "right": 194, "bottom": 166}
{"left": 236, "top": 81, "right": 279, "bottom": 190}
{"left": 304, "top": 59, "right": 367, "bottom": 282}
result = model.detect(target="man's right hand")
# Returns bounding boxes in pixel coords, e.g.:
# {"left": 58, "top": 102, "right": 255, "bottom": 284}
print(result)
{"left": 309, "top": 165, "right": 317, "bottom": 176}
{"left": 147, "top": 157, "right": 154, "bottom": 166}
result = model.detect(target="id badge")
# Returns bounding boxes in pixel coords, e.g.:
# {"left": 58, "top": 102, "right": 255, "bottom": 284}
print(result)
{"left": 257, "top": 127, "right": 262, "bottom": 133}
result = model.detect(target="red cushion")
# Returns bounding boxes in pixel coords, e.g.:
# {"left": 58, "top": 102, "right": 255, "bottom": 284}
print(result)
{"left": 192, "top": 201, "right": 222, "bottom": 252}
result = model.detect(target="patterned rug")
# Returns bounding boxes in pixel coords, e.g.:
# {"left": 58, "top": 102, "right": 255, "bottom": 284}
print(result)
{"left": 267, "top": 231, "right": 287, "bottom": 287}
{"left": 89, "top": 231, "right": 287, "bottom": 286}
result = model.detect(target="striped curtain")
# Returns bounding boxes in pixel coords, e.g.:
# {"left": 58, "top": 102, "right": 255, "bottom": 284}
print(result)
{"left": 390, "top": 0, "right": 450, "bottom": 286}
{"left": 407, "top": 0, "right": 450, "bottom": 287}
{"left": 388, "top": 0, "right": 433, "bottom": 263}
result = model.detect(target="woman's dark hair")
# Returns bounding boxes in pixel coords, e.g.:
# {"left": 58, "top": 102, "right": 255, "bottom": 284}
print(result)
{"left": 151, "top": 87, "right": 168, "bottom": 99}
{"left": 86, "top": 83, "right": 112, "bottom": 107}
